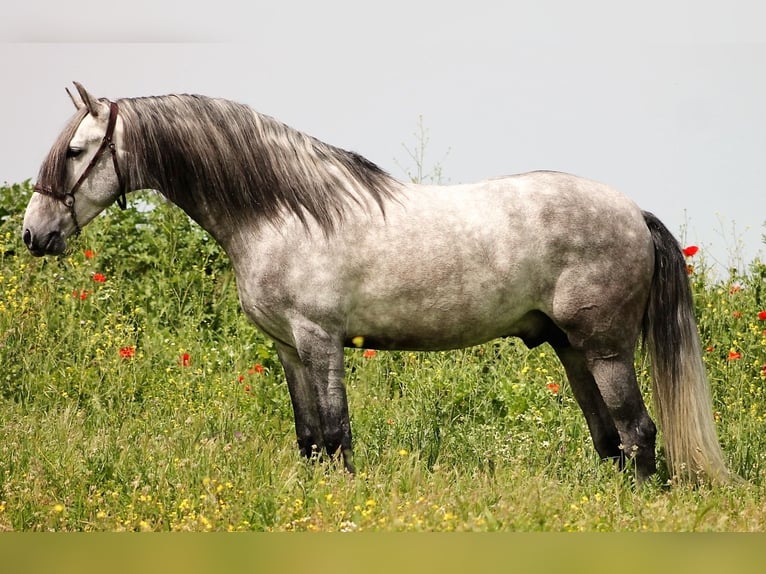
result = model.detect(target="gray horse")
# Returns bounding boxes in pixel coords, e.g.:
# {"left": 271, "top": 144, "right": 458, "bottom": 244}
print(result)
{"left": 22, "top": 83, "right": 730, "bottom": 484}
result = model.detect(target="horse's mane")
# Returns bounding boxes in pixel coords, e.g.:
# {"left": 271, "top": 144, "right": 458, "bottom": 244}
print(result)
{"left": 116, "top": 94, "right": 401, "bottom": 231}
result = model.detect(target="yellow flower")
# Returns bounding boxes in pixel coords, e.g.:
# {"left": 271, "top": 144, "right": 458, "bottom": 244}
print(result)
{"left": 52, "top": 504, "right": 65, "bottom": 514}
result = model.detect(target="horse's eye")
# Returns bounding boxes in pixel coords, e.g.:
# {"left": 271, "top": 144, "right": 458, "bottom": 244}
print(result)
{"left": 66, "top": 147, "right": 83, "bottom": 159}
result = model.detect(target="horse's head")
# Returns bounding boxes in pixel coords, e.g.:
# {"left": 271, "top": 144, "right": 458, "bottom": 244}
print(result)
{"left": 23, "top": 82, "right": 127, "bottom": 256}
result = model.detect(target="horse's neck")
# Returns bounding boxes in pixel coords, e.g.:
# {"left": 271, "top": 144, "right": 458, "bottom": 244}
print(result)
{"left": 164, "top": 189, "right": 240, "bottom": 251}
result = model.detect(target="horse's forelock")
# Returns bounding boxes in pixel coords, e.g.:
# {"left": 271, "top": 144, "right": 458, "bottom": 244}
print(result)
{"left": 36, "top": 109, "right": 88, "bottom": 195}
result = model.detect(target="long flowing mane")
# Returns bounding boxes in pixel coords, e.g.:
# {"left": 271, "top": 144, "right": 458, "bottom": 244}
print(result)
{"left": 117, "top": 95, "right": 401, "bottom": 231}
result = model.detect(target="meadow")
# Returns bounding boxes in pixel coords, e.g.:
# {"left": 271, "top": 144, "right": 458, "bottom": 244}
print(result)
{"left": 1, "top": 180, "right": 766, "bottom": 531}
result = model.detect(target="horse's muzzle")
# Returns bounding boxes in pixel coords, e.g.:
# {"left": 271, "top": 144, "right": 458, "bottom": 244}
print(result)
{"left": 23, "top": 228, "right": 66, "bottom": 257}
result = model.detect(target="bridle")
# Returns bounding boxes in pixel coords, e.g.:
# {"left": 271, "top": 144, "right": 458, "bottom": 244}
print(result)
{"left": 34, "top": 100, "right": 127, "bottom": 235}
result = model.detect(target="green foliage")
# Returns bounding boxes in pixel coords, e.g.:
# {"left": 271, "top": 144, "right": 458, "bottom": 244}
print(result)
{"left": 1, "top": 181, "right": 766, "bottom": 531}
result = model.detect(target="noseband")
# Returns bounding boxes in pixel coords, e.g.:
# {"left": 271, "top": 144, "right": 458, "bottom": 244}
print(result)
{"left": 34, "top": 100, "right": 127, "bottom": 235}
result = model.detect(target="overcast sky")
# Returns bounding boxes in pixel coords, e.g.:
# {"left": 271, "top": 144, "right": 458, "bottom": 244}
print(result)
{"left": 2, "top": 1, "right": 764, "bottom": 271}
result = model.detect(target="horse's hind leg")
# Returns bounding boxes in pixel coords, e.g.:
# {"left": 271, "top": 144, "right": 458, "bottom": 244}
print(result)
{"left": 551, "top": 343, "right": 623, "bottom": 464}
{"left": 584, "top": 350, "right": 657, "bottom": 480}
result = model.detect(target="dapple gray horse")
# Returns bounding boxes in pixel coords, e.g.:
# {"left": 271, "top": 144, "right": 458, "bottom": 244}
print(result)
{"left": 22, "top": 83, "right": 730, "bottom": 483}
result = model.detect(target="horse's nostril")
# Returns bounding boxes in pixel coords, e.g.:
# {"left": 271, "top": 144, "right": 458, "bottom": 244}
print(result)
{"left": 23, "top": 229, "right": 32, "bottom": 248}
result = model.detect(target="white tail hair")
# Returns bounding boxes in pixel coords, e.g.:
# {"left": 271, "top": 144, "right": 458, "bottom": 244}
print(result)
{"left": 642, "top": 212, "right": 731, "bottom": 483}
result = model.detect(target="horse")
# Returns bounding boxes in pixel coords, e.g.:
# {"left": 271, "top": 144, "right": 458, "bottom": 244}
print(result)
{"left": 22, "top": 82, "right": 730, "bottom": 484}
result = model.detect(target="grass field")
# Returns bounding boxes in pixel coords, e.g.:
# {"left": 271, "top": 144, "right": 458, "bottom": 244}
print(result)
{"left": 1, "top": 181, "right": 766, "bottom": 531}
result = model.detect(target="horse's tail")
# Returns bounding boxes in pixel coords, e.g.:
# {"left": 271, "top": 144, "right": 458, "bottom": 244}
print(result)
{"left": 642, "top": 211, "right": 731, "bottom": 484}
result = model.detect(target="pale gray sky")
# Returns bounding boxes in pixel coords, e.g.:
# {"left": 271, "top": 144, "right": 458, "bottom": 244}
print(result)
{"left": 2, "top": 1, "right": 765, "bottom": 271}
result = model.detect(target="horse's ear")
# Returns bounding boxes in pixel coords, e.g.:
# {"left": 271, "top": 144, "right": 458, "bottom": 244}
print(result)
{"left": 66, "top": 87, "right": 83, "bottom": 110}
{"left": 72, "top": 81, "right": 101, "bottom": 118}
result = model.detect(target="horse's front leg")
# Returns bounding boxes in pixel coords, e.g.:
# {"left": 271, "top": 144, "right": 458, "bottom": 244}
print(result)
{"left": 276, "top": 328, "right": 355, "bottom": 473}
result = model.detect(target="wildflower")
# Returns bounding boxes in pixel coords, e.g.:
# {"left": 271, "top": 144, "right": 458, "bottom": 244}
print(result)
{"left": 732, "top": 311, "right": 742, "bottom": 319}
{"left": 705, "top": 346, "right": 715, "bottom": 353}
{"left": 682, "top": 245, "right": 699, "bottom": 257}
{"left": 730, "top": 284, "right": 743, "bottom": 294}
{"left": 686, "top": 265, "right": 694, "bottom": 275}
{"left": 72, "top": 289, "right": 88, "bottom": 300}
{"left": 248, "top": 364, "right": 265, "bottom": 375}
{"left": 363, "top": 349, "right": 377, "bottom": 359}
{"left": 727, "top": 350, "right": 742, "bottom": 361}
{"left": 84, "top": 249, "right": 95, "bottom": 259}
{"left": 546, "top": 382, "right": 560, "bottom": 395}
{"left": 238, "top": 375, "right": 245, "bottom": 383}
{"left": 119, "top": 346, "right": 135, "bottom": 359}
{"left": 758, "top": 311, "right": 766, "bottom": 321}
{"left": 398, "top": 449, "right": 408, "bottom": 456}
{"left": 52, "top": 504, "right": 65, "bottom": 514}
{"left": 179, "top": 353, "right": 191, "bottom": 367}
{"left": 92, "top": 273, "right": 106, "bottom": 283}
{"left": 351, "top": 336, "right": 365, "bottom": 348}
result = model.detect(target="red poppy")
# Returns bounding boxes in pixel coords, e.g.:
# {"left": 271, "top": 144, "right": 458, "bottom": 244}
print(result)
{"left": 178, "top": 353, "right": 191, "bottom": 367}
{"left": 732, "top": 311, "right": 742, "bottom": 319}
{"left": 248, "top": 364, "right": 265, "bottom": 375}
{"left": 546, "top": 382, "right": 560, "bottom": 395}
{"left": 92, "top": 273, "right": 106, "bottom": 283}
{"left": 238, "top": 375, "right": 245, "bottom": 383}
{"left": 84, "top": 249, "right": 95, "bottom": 259}
{"left": 682, "top": 245, "right": 699, "bottom": 257}
{"left": 363, "top": 349, "right": 377, "bottom": 359}
{"left": 72, "top": 289, "right": 88, "bottom": 301}
{"left": 727, "top": 351, "right": 742, "bottom": 361}
{"left": 244, "top": 384, "right": 252, "bottom": 394}
{"left": 685, "top": 265, "right": 694, "bottom": 276}
{"left": 758, "top": 311, "right": 766, "bottom": 321}
{"left": 705, "top": 346, "right": 715, "bottom": 353}
{"left": 119, "top": 346, "right": 135, "bottom": 359}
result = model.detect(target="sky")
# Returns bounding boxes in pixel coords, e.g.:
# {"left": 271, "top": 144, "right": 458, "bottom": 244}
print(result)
{"left": 1, "top": 0, "right": 765, "bottom": 272}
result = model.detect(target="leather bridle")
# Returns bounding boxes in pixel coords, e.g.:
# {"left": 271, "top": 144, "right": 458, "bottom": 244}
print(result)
{"left": 34, "top": 100, "right": 127, "bottom": 235}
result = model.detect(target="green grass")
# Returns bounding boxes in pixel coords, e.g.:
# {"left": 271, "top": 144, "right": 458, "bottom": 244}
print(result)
{"left": 2, "top": 181, "right": 766, "bottom": 531}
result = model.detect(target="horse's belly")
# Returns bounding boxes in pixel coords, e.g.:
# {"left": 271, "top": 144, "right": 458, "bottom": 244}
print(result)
{"left": 343, "top": 284, "right": 537, "bottom": 351}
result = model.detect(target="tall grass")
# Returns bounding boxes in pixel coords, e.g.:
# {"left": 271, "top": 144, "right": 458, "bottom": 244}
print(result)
{"left": 1, "top": 181, "right": 765, "bottom": 531}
